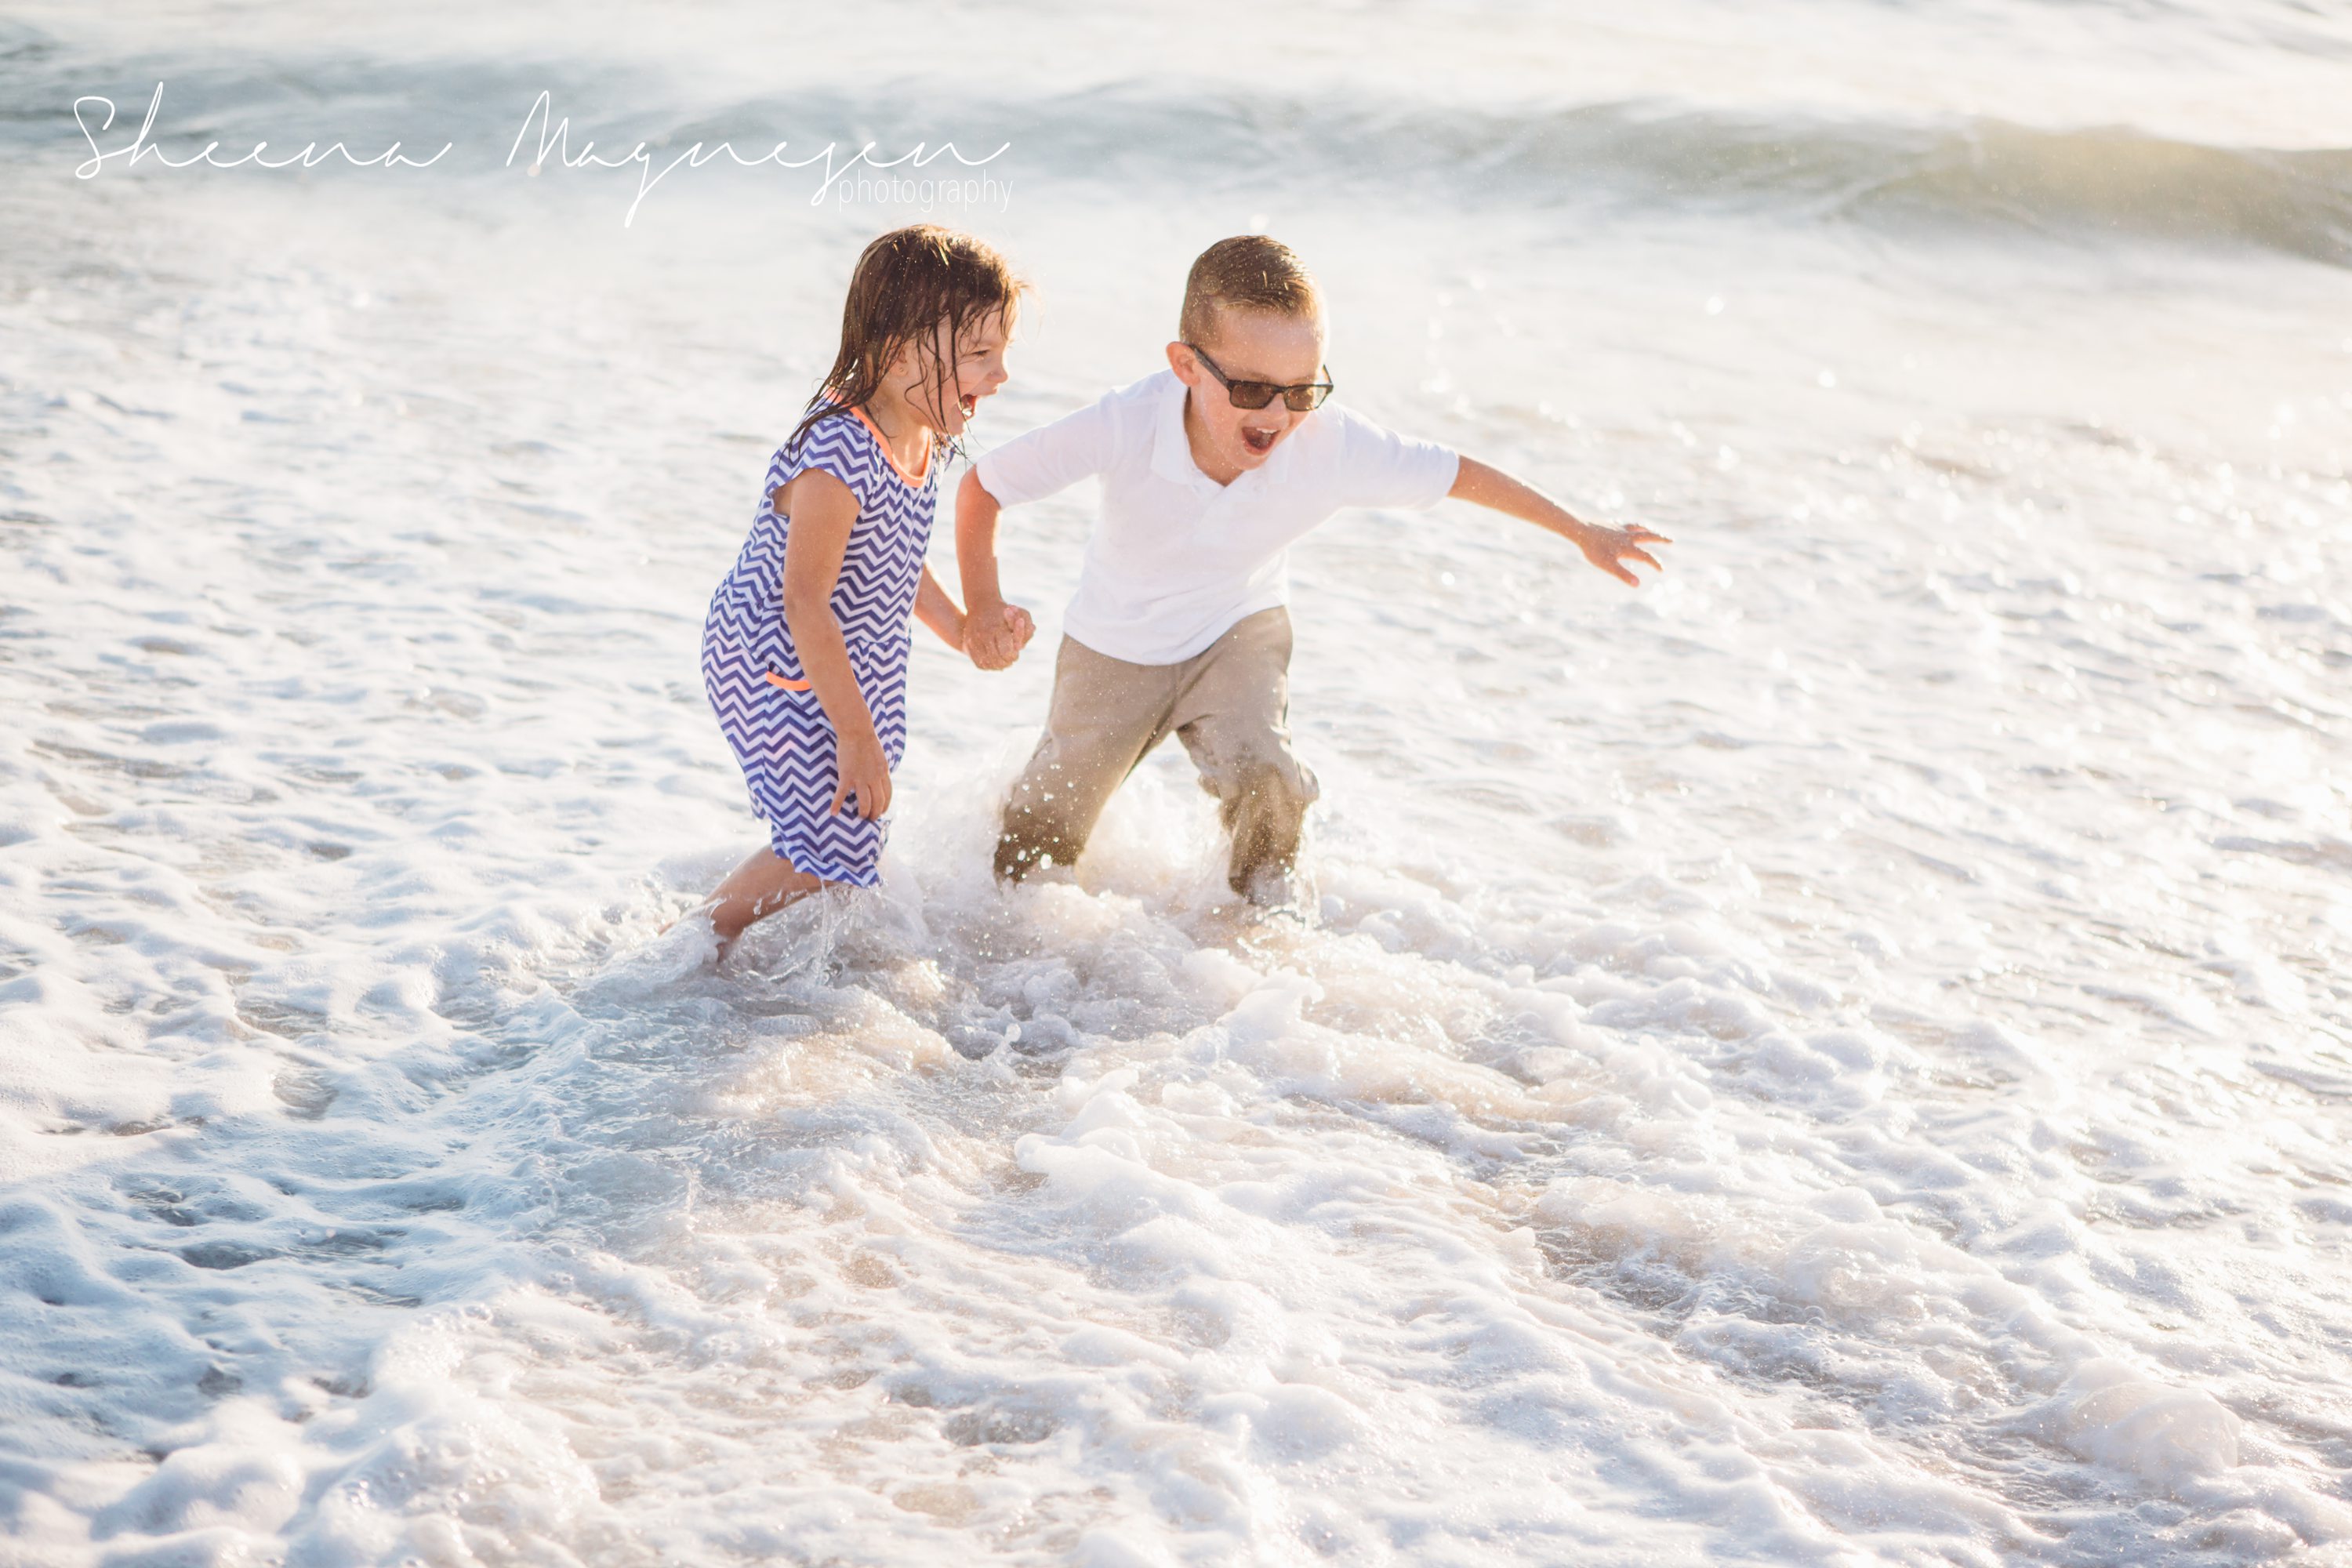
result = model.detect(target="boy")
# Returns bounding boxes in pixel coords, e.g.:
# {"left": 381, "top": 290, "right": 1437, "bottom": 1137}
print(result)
{"left": 957, "top": 234, "right": 1668, "bottom": 908}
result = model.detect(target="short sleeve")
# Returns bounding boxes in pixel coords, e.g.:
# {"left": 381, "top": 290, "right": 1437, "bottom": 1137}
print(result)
{"left": 780, "top": 410, "right": 874, "bottom": 514}
{"left": 974, "top": 392, "right": 1122, "bottom": 508}
{"left": 1333, "top": 404, "right": 1459, "bottom": 511}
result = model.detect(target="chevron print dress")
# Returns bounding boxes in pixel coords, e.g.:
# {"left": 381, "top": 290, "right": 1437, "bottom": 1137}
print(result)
{"left": 702, "top": 403, "right": 938, "bottom": 885}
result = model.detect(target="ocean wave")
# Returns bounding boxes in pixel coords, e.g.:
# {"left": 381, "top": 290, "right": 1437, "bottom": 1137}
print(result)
{"left": 967, "top": 84, "right": 2352, "bottom": 267}
{"left": 9, "top": 19, "right": 2349, "bottom": 265}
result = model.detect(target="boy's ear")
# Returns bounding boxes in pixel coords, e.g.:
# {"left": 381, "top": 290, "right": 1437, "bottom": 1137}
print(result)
{"left": 1165, "top": 341, "right": 1198, "bottom": 383}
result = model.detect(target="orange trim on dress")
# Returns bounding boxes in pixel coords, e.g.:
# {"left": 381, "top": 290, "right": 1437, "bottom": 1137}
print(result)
{"left": 847, "top": 403, "right": 933, "bottom": 488}
{"left": 765, "top": 671, "right": 812, "bottom": 691}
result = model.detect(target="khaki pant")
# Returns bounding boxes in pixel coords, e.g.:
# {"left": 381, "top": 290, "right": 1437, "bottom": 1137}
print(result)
{"left": 995, "top": 607, "right": 1319, "bottom": 895}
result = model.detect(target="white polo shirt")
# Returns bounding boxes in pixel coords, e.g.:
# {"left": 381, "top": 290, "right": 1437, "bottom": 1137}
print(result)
{"left": 972, "top": 368, "right": 1460, "bottom": 666}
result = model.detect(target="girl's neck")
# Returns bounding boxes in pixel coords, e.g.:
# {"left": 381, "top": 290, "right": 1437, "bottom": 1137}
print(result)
{"left": 859, "top": 385, "right": 935, "bottom": 475}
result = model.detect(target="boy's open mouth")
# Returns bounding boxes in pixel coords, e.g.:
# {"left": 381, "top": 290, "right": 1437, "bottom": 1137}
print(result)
{"left": 1242, "top": 426, "right": 1279, "bottom": 455}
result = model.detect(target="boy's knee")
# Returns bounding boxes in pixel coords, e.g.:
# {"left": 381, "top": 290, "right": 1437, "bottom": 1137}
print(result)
{"left": 996, "top": 762, "right": 1094, "bottom": 884}
{"left": 993, "top": 829, "right": 1046, "bottom": 884}
{"left": 1273, "top": 753, "right": 1319, "bottom": 808}
{"left": 994, "top": 814, "right": 1094, "bottom": 884}
{"left": 1203, "top": 742, "right": 1319, "bottom": 813}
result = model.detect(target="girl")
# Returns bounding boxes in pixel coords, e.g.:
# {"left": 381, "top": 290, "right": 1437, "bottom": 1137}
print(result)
{"left": 694, "top": 226, "right": 1033, "bottom": 952}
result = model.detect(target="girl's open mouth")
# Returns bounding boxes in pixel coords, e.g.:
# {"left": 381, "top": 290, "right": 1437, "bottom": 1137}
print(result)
{"left": 958, "top": 392, "right": 978, "bottom": 419}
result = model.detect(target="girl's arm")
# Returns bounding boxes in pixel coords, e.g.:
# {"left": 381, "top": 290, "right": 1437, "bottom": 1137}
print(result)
{"left": 1449, "top": 456, "right": 1671, "bottom": 586}
{"left": 956, "top": 396, "right": 1118, "bottom": 670}
{"left": 956, "top": 468, "right": 1027, "bottom": 670}
{"left": 780, "top": 470, "right": 892, "bottom": 821}
{"left": 917, "top": 557, "right": 1030, "bottom": 667}
{"left": 914, "top": 565, "right": 966, "bottom": 651}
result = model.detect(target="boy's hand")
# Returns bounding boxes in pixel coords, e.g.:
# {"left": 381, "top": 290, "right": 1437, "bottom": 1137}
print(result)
{"left": 1445, "top": 457, "right": 1674, "bottom": 586}
{"left": 964, "top": 601, "right": 1035, "bottom": 671}
{"left": 1576, "top": 521, "right": 1671, "bottom": 586}
{"left": 831, "top": 728, "right": 892, "bottom": 821}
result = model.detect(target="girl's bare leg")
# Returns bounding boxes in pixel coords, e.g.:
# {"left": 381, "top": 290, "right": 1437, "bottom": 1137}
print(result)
{"left": 695, "top": 846, "right": 826, "bottom": 954}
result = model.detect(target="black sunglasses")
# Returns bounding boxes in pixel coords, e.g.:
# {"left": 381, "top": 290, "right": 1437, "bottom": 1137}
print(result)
{"left": 1182, "top": 343, "right": 1334, "bottom": 412}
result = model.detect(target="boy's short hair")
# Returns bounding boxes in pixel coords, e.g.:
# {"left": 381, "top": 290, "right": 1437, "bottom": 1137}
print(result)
{"left": 1179, "top": 235, "right": 1324, "bottom": 347}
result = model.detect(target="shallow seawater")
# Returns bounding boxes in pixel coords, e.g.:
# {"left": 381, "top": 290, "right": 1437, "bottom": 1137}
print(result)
{"left": 2, "top": 2, "right": 2350, "bottom": 1563}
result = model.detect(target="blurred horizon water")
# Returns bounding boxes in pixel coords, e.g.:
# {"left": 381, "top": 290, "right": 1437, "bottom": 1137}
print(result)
{"left": 2, "top": 3, "right": 2350, "bottom": 1564}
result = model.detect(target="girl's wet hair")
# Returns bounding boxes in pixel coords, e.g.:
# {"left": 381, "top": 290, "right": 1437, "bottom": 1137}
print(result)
{"left": 790, "top": 225, "right": 1027, "bottom": 461}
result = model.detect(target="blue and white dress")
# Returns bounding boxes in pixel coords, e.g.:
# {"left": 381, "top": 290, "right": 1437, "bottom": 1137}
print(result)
{"left": 702, "top": 402, "right": 938, "bottom": 885}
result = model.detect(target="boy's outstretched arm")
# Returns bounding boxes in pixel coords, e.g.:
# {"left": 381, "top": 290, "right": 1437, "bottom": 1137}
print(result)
{"left": 1450, "top": 456, "right": 1670, "bottom": 586}
{"left": 956, "top": 467, "right": 1035, "bottom": 670}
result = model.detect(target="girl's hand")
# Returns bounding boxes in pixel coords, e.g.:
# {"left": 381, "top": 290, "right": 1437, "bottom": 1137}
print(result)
{"left": 831, "top": 728, "right": 892, "bottom": 820}
{"left": 1575, "top": 521, "right": 1671, "bottom": 586}
{"left": 965, "top": 601, "right": 1035, "bottom": 671}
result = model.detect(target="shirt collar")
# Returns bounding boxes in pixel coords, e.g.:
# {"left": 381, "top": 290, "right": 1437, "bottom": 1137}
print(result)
{"left": 1150, "top": 370, "right": 1217, "bottom": 492}
{"left": 1149, "top": 368, "right": 1312, "bottom": 494}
